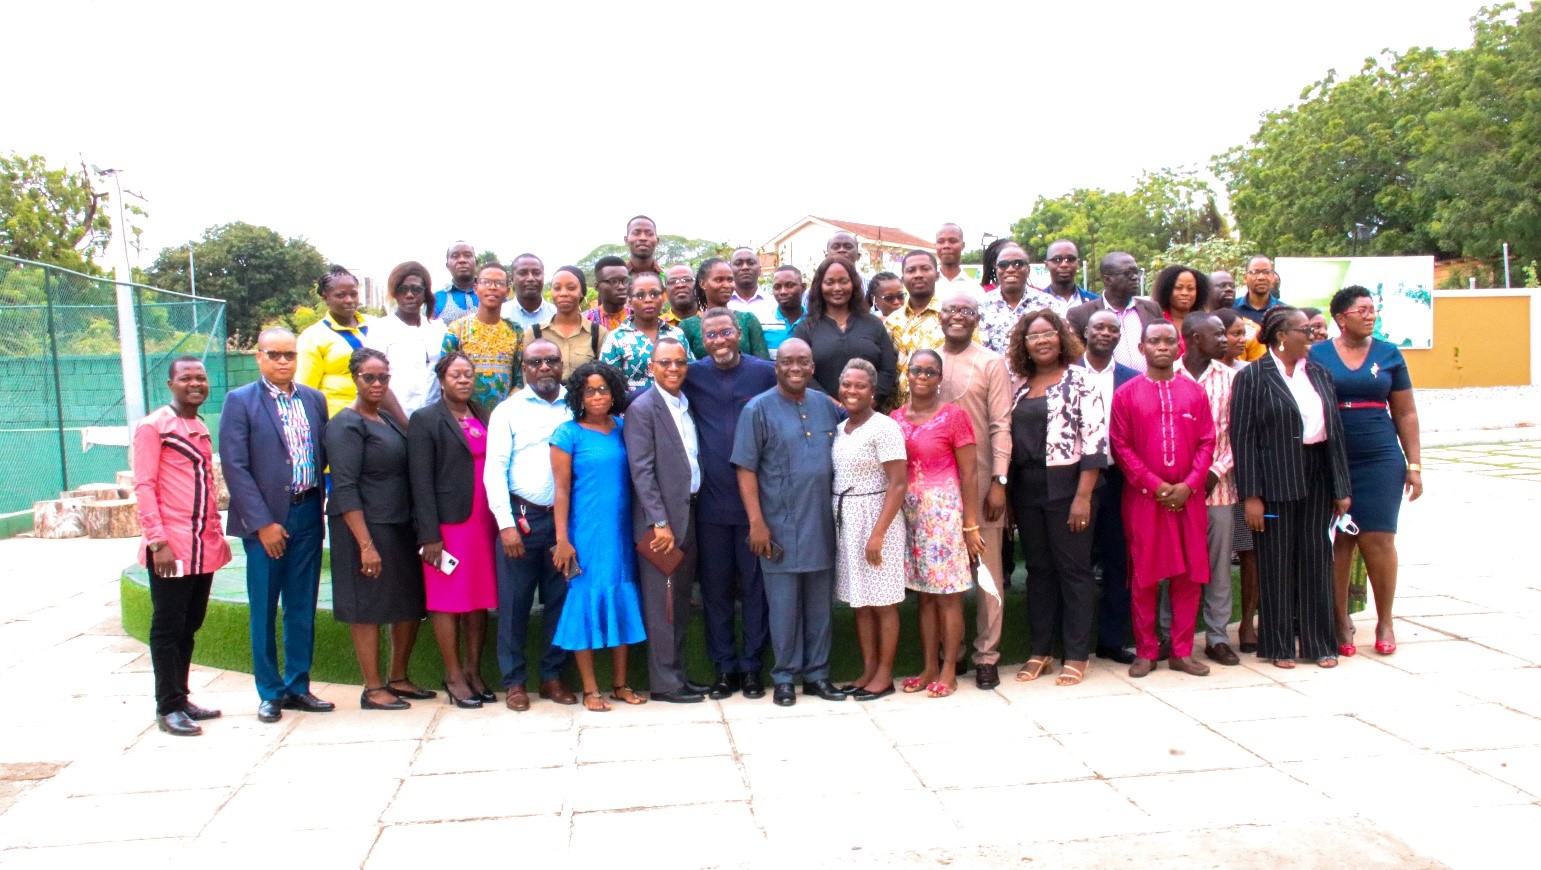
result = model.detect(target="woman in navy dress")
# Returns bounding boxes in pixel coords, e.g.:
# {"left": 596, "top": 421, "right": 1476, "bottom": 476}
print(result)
{"left": 1309, "top": 286, "right": 1423, "bottom": 656}
{"left": 550, "top": 361, "right": 647, "bottom": 712}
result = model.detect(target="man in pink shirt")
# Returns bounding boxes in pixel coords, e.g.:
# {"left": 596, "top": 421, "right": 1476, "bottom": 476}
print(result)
{"left": 133, "top": 356, "right": 233, "bottom": 736}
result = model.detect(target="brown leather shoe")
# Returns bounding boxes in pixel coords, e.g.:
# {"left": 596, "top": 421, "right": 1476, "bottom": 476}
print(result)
{"left": 1168, "top": 656, "right": 1212, "bottom": 676}
{"left": 505, "top": 685, "right": 530, "bottom": 712}
{"left": 1128, "top": 657, "right": 1154, "bottom": 678}
{"left": 974, "top": 663, "right": 1000, "bottom": 690}
{"left": 1205, "top": 643, "right": 1241, "bottom": 666}
{"left": 539, "top": 679, "right": 577, "bottom": 705}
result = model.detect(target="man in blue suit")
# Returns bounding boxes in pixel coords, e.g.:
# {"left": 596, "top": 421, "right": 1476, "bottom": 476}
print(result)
{"left": 1078, "top": 310, "right": 1140, "bottom": 664}
{"left": 219, "top": 327, "right": 335, "bottom": 723}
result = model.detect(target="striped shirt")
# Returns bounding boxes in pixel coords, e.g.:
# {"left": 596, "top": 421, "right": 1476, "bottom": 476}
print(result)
{"left": 262, "top": 377, "right": 316, "bottom": 493}
{"left": 1177, "top": 359, "right": 1237, "bottom": 506}
{"left": 132, "top": 406, "right": 233, "bottom": 576}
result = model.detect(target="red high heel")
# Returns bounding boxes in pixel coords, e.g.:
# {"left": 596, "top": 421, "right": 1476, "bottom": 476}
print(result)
{"left": 1338, "top": 644, "right": 1358, "bottom": 657}
{"left": 1374, "top": 640, "right": 1397, "bottom": 655}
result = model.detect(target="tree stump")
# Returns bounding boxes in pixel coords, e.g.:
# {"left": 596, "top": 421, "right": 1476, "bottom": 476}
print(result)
{"left": 33, "top": 498, "right": 90, "bottom": 539}
{"left": 115, "top": 470, "right": 135, "bottom": 490}
{"left": 81, "top": 499, "right": 142, "bottom": 539}
{"left": 65, "top": 484, "right": 131, "bottom": 501}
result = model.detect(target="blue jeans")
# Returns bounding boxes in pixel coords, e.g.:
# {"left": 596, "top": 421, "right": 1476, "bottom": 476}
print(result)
{"left": 244, "top": 494, "right": 324, "bottom": 701}
{"left": 495, "top": 508, "right": 569, "bottom": 688}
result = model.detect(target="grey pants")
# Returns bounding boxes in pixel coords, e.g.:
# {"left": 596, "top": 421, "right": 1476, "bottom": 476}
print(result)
{"left": 1158, "top": 503, "right": 1236, "bottom": 648}
{"left": 638, "top": 544, "right": 696, "bottom": 694}
{"left": 763, "top": 569, "right": 834, "bottom": 685}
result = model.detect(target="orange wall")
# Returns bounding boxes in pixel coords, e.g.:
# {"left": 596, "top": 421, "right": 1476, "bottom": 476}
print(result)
{"left": 1402, "top": 295, "right": 1530, "bottom": 388}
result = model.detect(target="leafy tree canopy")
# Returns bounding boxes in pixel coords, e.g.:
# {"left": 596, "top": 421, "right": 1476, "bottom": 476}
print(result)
{"left": 0, "top": 154, "right": 117, "bottom": 275}
{"left": 147, "top": 222, "right": 327, "bottom": 343}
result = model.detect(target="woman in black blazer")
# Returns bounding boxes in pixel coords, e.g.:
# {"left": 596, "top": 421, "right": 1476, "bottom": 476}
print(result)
{"left": 408, "top": 352, "right": 499, "bottom": 708}
{"left": 1231, "top": 307, "right": 1352, "bottom": 669}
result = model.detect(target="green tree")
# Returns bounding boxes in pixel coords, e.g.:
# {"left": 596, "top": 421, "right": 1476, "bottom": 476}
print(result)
{"left": 147, "top": 223, "right": 327, "bottom": 343}
{"left": 1213, "top": 47, "right": 1449, "bottom": 258}
{"left": 1011, "top": 187, "right": 1164, "bottom": 286}
{"left": 1149, "top": 237, "right": 1259, "bottom": 277}
{"left": 1417, "top": 3, "right": 1541, "bottom": 266}
{"left": 573, "top": 235, "right": 733, "bottom": 276}
{"left": 1133, "top": 167, "right": 1229, "bottom": 249}
{"left": 0, "top": 154, "right": 116, "bottom": 274}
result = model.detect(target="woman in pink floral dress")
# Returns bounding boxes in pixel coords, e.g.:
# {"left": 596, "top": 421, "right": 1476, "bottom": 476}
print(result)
{"left": 891, "top": 349, "right": 984, "bottom": 697}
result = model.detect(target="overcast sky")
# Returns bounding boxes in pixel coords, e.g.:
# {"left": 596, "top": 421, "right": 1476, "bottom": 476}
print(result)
{"left": 11, "top": 0, "right": 1482, "bottom": 289}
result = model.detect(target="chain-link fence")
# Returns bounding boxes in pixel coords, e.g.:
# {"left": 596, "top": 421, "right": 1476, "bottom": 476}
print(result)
{"left": 0, "top": 254, "right": 228, "bottom": 515}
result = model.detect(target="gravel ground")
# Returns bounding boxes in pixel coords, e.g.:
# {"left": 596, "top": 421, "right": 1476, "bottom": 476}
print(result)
{"left": 1414, "top": 384, "right": 1541, "bottom": 432}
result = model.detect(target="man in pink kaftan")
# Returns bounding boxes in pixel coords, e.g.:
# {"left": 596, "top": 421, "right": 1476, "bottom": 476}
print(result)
{"left": 1109, "top": 321, "right": 1216, "bottom": 678}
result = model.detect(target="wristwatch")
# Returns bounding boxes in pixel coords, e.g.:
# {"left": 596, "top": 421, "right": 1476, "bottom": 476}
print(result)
{"left": 147, "top": 541, "right": 167, "bottom": 553}
{"left": 994, "top": 475, "right": 1008, "bottom": 486}
{"left": 653, "top": 520, "right": 669, "bottom": 528}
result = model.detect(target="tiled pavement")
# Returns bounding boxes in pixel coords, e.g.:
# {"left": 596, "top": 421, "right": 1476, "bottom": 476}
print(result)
{"left": 2, "top": 440, "right": 1539, "bottom": 867}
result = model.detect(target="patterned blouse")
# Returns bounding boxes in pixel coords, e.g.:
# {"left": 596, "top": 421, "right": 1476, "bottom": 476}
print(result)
{"left": 442, "top": 315, "right": 525, "bottom": 410}
{"left": 1010, "top": 365, "right": 1109, "bottom": 470}
{"left": 978, "top": 290, "right": 1060, "bottom": 356}
{"left": 599, "top": 320, "right": 695, "bottom": 390}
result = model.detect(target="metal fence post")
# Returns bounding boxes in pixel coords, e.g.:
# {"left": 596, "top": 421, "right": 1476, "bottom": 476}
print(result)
{"left": 43, "top": 269, "right": 70, "bottom": 493}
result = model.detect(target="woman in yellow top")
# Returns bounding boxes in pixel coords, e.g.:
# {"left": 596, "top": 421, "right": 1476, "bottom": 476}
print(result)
{"left": 297, "top": 266, "right": 406, "bottom": 423}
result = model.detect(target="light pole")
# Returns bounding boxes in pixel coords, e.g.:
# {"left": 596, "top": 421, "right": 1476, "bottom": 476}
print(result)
{"left": 92, "top": 166, "right": 147, "bottom": 424}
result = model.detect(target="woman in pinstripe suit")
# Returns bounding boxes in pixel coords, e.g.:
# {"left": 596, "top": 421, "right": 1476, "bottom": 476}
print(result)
{"left": 1231, "top": 307, "right": 1352, "bottom": 668}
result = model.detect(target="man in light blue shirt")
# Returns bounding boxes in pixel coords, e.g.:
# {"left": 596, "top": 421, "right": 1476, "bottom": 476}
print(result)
{"left": 500, "top": 253, "right": 558, "bottom": 331}
{"left": 484, "top": 338, "right": 576, "bottom": 710}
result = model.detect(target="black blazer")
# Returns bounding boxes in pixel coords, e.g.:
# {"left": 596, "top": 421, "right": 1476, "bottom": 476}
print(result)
{"left": 407, "top": 399, "right": 491, "bottom": 544}
{"left": 1231, "top": 354, "right": 1351, "bottom": 503}
{"left": 1067, "top": 296, "right": 1163, "bottom": 340}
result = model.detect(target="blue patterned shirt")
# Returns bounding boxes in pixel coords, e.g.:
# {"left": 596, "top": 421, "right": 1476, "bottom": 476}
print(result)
{"left": 261, "top": 376, "right": 316, "bottom": 493}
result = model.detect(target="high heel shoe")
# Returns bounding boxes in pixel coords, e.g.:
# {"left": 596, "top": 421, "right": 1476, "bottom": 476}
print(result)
{"left": 1374, "top": 640, "right": 1397, "bottom": 655}
{"left": 443, "top": 680, "right": 483, "bottom": 709}
{"left": 360, "top": 687, "right": 410, "bottom": 711}
{"left": 1338, "top": 643, "right": 1358, "bottom": 657}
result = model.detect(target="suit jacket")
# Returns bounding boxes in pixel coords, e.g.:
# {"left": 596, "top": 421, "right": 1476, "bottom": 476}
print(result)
{"left": 1231, "top": 354, "right": 1352, "bottom": 503}
{"left": 1067, "top": 296, "right": 1163, "bottom": 340}
{"left": 623, "top": 385, "right": 695, "bottom": 548}
{"left": 1073, "top": 359, "right": 1139, "bottom": 489}
{"left": 219, "top": 380, "right": 328, "bottom": 538}
{"left": 407, "top": 398, "right": 491, "bottom": 545}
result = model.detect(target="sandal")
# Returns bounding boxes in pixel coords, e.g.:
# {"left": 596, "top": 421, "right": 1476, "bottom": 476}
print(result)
{"left": 1271, "top": 658, "right": 1296, "bottom": 670}
{"left": 901, "top": 676, "right": 929, "bottom": 693}
{"left": 1055, "top": 663, "right": 1086, "bottom": 687}
{"left": 610, "top": 686, "right": 647, "bottom": 705}
{"left": 925, "top": 681, "right": 954, "bottom": 698}
{"left": 582, "top": 691, "right": 612, "bottom": 712}
{"left": 1015, "top": 656, "right": 1053, "bottom": 682}
{"left": 386, "top": 676, "right": 437, "bottom": 700}
{"left": 1316, "top": 656, "right": 1339, "bottom": 669}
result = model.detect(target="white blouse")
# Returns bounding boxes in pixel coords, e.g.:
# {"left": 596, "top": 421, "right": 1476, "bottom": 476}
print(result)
{"left": 1269, "top": 351, "right": 1326, "bottom": 444}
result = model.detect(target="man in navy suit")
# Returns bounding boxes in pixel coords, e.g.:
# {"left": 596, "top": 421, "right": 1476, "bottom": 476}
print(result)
{"left": 1078, "top": 310, "right": 1140, "bottom": 664}
{"left": 219, "top": 327, "right": 335, "bottom": 723}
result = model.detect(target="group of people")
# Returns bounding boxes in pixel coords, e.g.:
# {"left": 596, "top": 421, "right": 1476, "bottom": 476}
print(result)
{"left": 132, "top": 216, "right": 1423, "bottom": 737}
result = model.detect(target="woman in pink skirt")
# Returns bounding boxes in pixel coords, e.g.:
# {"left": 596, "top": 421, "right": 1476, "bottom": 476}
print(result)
{"left": 408, "top": 352, "right": 500, "bottom": 708}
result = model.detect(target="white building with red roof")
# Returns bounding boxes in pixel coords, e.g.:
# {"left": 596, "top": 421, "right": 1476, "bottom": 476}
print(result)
{"left": 757, "top": 215, "right": 936, "bottom": 278}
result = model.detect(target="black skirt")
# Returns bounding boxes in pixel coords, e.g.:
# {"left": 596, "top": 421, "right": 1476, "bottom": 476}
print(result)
{"left": 329, "top": 519, "right": 426, "bottom": 625}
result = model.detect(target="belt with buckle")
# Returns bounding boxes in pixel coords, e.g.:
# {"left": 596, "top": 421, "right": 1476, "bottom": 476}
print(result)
{"left": 511, "top": 492, "right": 552, "bottom": 513}
{"left": 290, "top": 488, "right": 318, "bottom": 504}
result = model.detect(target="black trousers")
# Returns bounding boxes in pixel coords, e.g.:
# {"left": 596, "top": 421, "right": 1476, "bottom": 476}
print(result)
{"left": 148, "top": 570, "right": 214, "bottom": 715}
{"left": 1255, "top": 444, "right": 1336, "bottom": 660}
{"left": 1092, "top": 472, "right": 1132, "bottom": 650}
{"left": 1011, "top": 467, "right": 1098, "bottom": 662}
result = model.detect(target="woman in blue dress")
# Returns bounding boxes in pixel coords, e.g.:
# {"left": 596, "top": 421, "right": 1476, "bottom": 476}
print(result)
{"left": 1310, "top": 286, "right": 1423, "bottom": 657}
{"left": 550, "top": 360, "right": 648, "bottom": 711}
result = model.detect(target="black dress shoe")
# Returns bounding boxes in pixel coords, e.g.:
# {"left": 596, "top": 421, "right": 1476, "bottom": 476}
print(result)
{"left": 682, "top": 679, "right": 712, "bottom": 696}
{"left": 157, "top": 710, "right": 202, "bottom": 736}
{"left": 257, "top": 700, "right": 283, "bottom": 723}
{"left": 740, "top": 672, "right": 765, "bottom": 699}
{"left": 851, "top": 684, "right": 896, "bottom": 701}
{"left": 1238, "top": 641, "right": 1259, "bottom": 654}
{"left": 772, "top": 683, "right": 796, "bottom": 706}
{"left": 1096, "top": 645, "right": 1137, "bottom": 665}
{"left": 802, "top": 679, "right": 848, "bottom": 701}
{"left": 282, "top": 691, "right": 336, "bottom": 713}
{"left": 466, "top": 678, "right": 496, "bottom": 704}
{"left": 443, "top": 680, "right": 483, "bottom": 709}
{"left": 651, "top": 689, "right": 706, "bottom": 704}
{"left": 386, "top": 680, "right": 438, "bottom": 701}
{"left": 708, "top": 672, "right": 741, "bottom": 700}
{"left": 181, "top": 701, "right": 222, "bottom": 721}
{"left": 360, "top": 687, "right": 410, "bottom": 711}
{"left": 974, "top": 663, "right": 1001, "bottom": 690}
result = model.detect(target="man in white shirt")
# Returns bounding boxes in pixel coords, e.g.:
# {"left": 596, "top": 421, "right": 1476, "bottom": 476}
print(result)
{"left": 623, "top": 339, "right": 709, "bottom": 703}
{"left": 935, "top": 223, "right": 983, "bottom": 301}
{"left": 500, "top": 253, "right": 557, "bottom": 331}
{"left": 365, "top": 262, "right": 446, "bottom": 416}
{"left": 726, "top": 246, "right": 779, "bottom": 334}
{"left": 484, "top": 339, "right": 576, "bottom": 711}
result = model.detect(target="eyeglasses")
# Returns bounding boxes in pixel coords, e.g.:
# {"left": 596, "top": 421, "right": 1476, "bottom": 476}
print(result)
{"left": 1245, "top": 269, "right": 1274, "bottom": 277}
{"left": 940, "top": 306, "right": 978, "bottom": 317}
{"left": 878, "top": 293, "right": 904, "bottom": 303}
{"left": 653, "top": 359, "right": 688, "bottom": 369}
{"left": 261, "top": 350, "right": 298, "bottom": 362}
{"left": 997, "top": 259, "right": 1030, "bottom": 271}
{"left": 582, "top": 385, "right": 612, "bottom": 397}
{"left": 1345, "top": 305, "right": 1379, "bottom": 317}
{"left": 665, "top": 276, "right": 695, "bottom": 285}
{"left": 1046, "top": 255, "right": 1078, "bottom": 265}
{"left": 1025, "top": 331, "right": 1060, "bottom": 344}
{"left": 477, "top": 279, "right": 508, "bottom": 288}
{"left": 524, "top": 356, "right": 561, "bottom": 369}
{"left": 357, "top": 373, "right": 391, "bottom": 385}
{"left": 630, "top": 290, "right": 665, "bottom": 300}
{"left": 908, "top": 367, "right": 941, "bottom": 379}
{"left": 704, "top": 329, "right": 739, "bottom": 341}
{"left": 1280, "top": 327, "right": 1313, "bottom": 336}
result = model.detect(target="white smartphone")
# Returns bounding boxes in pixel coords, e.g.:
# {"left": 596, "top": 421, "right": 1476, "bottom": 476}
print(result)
{"left": 438, "top": 551, "right": 459, "bottom": 575}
